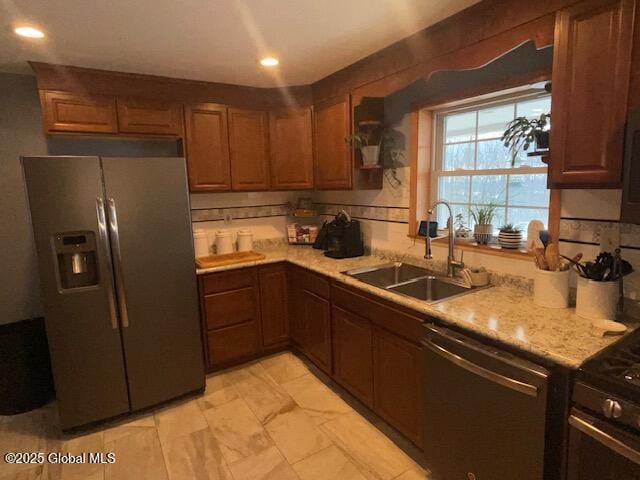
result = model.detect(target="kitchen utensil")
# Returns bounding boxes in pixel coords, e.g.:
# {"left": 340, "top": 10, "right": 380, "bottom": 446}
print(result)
{"left": 545, "top": 243, "right": 560, "bottom": 271}
{"left": 538, "top": 229, "right": 550, "bottom": 247}
{"left": 534, "top": 247, "right": 548, "bottom": 270}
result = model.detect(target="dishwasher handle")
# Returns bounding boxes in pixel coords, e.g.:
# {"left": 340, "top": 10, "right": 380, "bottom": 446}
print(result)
{"left": 423, "top": 338, "right": 540, "bottom": 398}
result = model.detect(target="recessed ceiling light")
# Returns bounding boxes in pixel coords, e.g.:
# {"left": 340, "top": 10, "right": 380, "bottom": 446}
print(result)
{"left": 260, "top": 57, "right": 279, "bottom": 67}
{"left": 14, "top": 26, "right": 45, "bottom": 39}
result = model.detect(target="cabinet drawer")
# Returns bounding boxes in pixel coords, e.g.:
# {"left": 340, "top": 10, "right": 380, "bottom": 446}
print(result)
{"left": 207, "top": 320, "right": 260, "bottom": 367}
{"left": 201, "top": 268, "right": 257, "bottom": 295}
{"left": 204, "top": 287, "right": 258, "bottom": 330}
{"left": 332, "top": 284, "right": 423, "bottom": 344}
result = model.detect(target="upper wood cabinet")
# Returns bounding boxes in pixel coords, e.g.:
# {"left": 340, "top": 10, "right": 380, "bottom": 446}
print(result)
{"left": 313, "top": 95, "right": 352, "bottom": 189}
{"left": 184, "top": 103, "right": 232, "bottom": 192}
{"left": 549, "top": 0, "right": 635, "bottom": 188}
{"left": 228, "top": 108, "right": 271, "bottom": 191}
{"left": 116, "top": 98, "right": 183, "bottom": 135}
{"left": 40, "top": 91, "right": 118, "bottom": 134}
{"left": 269, "top": 109, "right": 314, "bottom": 190}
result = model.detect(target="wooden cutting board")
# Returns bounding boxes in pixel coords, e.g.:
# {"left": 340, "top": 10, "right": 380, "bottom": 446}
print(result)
{"left": 196, "top": 251, "right": 266, "bottom": 269}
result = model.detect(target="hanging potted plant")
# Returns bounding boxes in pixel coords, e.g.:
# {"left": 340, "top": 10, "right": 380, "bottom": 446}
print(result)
{"left": 501, "top": 113, "right": 550, "bottom": 165}
{"left": 346, "top": 131, "right": 381, "bottom": 167}
{"left": 497, "top": 224, "right": 523, "bottom": 249}
{"left": 470, "top": 204, "right": 497, "bottom": 245}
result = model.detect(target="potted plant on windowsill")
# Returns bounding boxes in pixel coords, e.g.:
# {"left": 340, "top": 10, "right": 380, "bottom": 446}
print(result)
{"left": 470, "top": 204, "right": 497, "bottom": 245}
{"left": 498, "top": 224, "right": 523, "bottom": 249}
{"left": 501, "top": 113, "right": 550, "bottom": 165}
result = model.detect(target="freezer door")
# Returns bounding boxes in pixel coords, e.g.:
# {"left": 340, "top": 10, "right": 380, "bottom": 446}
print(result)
{"left": 22, "top": 156, "right": 130, "bottom": 430}
{"left": 101, "top": 157, "right": 204, "bottom": 410}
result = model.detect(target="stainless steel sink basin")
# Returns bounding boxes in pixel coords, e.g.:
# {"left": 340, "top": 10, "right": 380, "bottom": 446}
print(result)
{"left": 343, "top": 262, "right": 486, "bottom": 304}
{"left": 343, "top": 262, "right": 432, "bottom": 288}
{"left": 388, "top": 276, "right": 471, "bottom": 302}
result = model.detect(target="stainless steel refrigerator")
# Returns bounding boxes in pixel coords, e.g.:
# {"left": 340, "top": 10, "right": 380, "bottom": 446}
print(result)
{"left": 22, "top": 156, "right": 205, "bottom": 431}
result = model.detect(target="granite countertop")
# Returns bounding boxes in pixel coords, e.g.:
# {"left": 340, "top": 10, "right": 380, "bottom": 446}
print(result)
{"left": 197, "top": 246, "right": 636, "bottom": 369}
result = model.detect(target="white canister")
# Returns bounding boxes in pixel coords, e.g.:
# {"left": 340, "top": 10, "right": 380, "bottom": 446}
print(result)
{"left": 193, "top": 230, "right": 209, "bottom": 258}
{"left": 576, "top": 277, "right": 619, "bottom": 320}
{"left": 533, "top": 269, "right": 570, "bottom": 309}
{"left": 215, "top": 229, "right": 234, "bottom": 255}
{"left": 237, "top": 229, "right": 253, "bottom": 252}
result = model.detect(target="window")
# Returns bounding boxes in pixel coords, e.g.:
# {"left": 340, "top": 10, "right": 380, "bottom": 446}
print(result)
{"left": 432, "top": 93, "right": 551, "bottom": 236}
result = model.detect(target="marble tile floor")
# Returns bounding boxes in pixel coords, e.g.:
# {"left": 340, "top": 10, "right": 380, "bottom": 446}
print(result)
{"left": 0, "top": 352, "right": 430, "bottom": 480}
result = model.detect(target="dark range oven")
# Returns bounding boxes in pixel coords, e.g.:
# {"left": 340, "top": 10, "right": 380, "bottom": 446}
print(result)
{"left": 570, "top": 330, "right": 640, "bottom": 479}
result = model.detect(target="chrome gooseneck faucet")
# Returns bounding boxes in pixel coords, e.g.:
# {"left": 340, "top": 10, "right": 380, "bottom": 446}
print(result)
{"left": 424, "top": 200, "right": 464, "bottom": 278}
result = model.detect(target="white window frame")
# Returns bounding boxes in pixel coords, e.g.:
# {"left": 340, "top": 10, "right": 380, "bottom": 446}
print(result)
{"left": 431, "top": 91, "right": 551, "bottom": 231}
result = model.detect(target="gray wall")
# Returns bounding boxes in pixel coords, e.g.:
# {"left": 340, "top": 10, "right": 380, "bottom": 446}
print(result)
{"left": 0, "top": 73, "right": 48, "bottom": 324}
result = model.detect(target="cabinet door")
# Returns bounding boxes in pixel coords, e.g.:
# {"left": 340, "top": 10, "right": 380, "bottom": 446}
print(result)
{"left": 313, "top": 96, "right": 352, "bottom": 189}
{"left": 228, "top": 108, "right": 270, "bottom": 190}
{"left": 332, "top": 305, "right": 373, "bottom": 407}
{"left": 269, "top": 109, "right": 314, "bottom": 189}
{"left": 41, "top": 91, "right": 118, "bottom": 134}
{"left": 116, "top": 98, "right": 183, "bottom": 135}
{"left": 259, "top": 264, "right": 289, "bottom": 347}
{"left": 184, "top": 103, "right": 231, "bottom": 192}
{"left": 549, "top": 0, "right": 635, "bottom": 188}
{"left": 300, "top": 289, "right": 332, "bottom": 374}
{"left": 373, "top": 327, "right": 423, "bottom": 447}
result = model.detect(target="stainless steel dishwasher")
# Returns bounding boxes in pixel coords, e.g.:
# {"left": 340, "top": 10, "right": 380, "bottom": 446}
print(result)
{"left": 423, "top": 324, "right": 550, "bottom": 480}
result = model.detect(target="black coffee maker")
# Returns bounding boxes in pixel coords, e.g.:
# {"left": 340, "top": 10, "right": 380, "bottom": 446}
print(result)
{"left": 313, "top": 210, "right": 364, "bottom": 259}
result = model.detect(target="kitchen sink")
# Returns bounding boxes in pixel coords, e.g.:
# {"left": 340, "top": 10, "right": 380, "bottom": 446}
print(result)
{"left": 343, "top": 262, "right": 486, "bottom": 304}
{"left": 344, "top": 262, "right": 431, "bottom": 288}
{"left": 388, "top": 276, "right": 471, "bottom": 302}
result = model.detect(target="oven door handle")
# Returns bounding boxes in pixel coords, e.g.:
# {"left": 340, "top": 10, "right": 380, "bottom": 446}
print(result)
{"left": 423, "top": 338, "right": 539, "bottom": 397}
{"left": 569, "top": 414, "right": 640, "bottom": 465}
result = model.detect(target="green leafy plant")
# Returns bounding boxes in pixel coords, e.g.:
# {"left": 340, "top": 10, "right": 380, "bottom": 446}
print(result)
{"left": 501, "top": 113, "right": 550, "bottom": 164}
{"left": 345, "top": 132, "right": 373, "bottom": 148}
{"left": 499, "top": 224, "right": 521, "bottom": 233}
{"left": 470, "top": 204, "right": 497, "bottom": 225}
{"left": 454, "top": 213, "right": 469, "bottom": 232}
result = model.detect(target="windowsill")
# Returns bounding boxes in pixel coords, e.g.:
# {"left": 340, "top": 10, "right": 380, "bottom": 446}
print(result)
{"left": 409, "top": 235, "right": 533, "bottom": 261}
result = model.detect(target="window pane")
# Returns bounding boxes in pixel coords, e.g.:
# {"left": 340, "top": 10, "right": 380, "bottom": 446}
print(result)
{"left": 516, "top": 97, "right": 551, "bottom": 120}
{"left": 507, "top": 207, "right": 549, "bottom": 233}
{"left": 478, "top": 104, "right": 514, "bottom": 140}
{"left": 445, "top": 111, "right": 476, "bottom": 143}
{"left": 508, "top": 174, "right": 549, "bottom": 207}
{"left": 471, "top": 175, "right": 507, "bottom": 205}
{"left": 476, "top": 139, "right": 512, "bottom": 169}
{"left": 444, "top": 143, "right": 474, "bottom": 170}
{"left": 438, "top": 176, "right": 470, "bottom": 203}
{"left": 436, "top": 204, "right": 470, "bottom": 231}
{"left": 512, "top": 147, "right": 547, "bottom": 167}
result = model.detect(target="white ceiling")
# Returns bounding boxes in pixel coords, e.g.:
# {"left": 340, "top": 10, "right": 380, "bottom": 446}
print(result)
{"left": 0, "top": 0, "right": 480, "bottom": 87}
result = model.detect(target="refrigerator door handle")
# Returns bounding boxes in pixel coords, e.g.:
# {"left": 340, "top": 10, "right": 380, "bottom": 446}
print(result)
{"left": 107, "top": 197, "right": 130, "bottom": 328}
{"left": 96, "top": 197, "right": 119, "bottom": 330}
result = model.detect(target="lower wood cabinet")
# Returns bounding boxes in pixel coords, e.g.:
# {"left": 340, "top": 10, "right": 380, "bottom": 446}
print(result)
{"left": 332, "top": 305, "right": 373, "bottom": 407}
{"left": 373, "top": 326, "right": 424, "bottom": 447}
{"left": 332, "top": 283, "right": 424, "bottom": 447}
{"left": 199, "top": 268, "right": 262, "bottom": 369}
{"left": 259, "top": 264, "right": 289, "bottom": 348}
{"left": 289, "top": 266, "right": 332, "bottom": 374}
